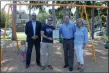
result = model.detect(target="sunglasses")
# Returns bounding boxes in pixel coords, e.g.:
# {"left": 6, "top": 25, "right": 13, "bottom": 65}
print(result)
{"left": 48, "top": 20, "right": 53, "bottom": 21}
{"left": 32, "top": 15, "right": 36, "bottom": 16}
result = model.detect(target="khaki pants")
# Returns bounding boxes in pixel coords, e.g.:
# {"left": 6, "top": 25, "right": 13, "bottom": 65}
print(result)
{"left": 41, "top": 42, "right": 53, "bottom": 66}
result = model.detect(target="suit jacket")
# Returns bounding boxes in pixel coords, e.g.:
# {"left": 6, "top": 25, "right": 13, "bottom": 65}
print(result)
{"left": 25, "top": 20, "right": 42, "bottom": 42}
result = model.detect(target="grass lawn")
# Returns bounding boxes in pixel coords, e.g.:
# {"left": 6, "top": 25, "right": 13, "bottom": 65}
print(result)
{"left": 1, "top": 32, "right": 26, "bottom": 40}
{"left": 16, "top": 32, "right": 26, "bottom": 40}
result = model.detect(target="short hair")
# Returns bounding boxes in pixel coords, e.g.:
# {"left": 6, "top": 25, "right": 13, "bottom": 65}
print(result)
{"left": 63, "top": 15, "right": 70, "bottom": 19}
{"left": 47, "top": 16, "right": 53, "bottom": 20}
{"left": 77, "top": 18, "right": 88, "bottom": 27}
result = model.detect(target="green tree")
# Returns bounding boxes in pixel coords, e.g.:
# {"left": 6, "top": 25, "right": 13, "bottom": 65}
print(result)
{"left": 29, "top": 1, "right": 48, "bottom": 12}
{"left": 37, "top": 10, "right": 49, "bottom": 25}
{"left": 0, "top": 9, "right": 6, "bottom": 28}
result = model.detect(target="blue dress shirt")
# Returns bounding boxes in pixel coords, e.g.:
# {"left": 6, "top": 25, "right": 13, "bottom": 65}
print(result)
{"left": 59, "top": 23, "right": 76, "bottom": 39}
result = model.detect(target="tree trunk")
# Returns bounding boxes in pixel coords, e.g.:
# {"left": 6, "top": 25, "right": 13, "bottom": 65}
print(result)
{"left": 76, "top": 7, "right": 79, "bottom": 20}
{"left": 63, "top": 7, "right": 66, "bottom": 17}
{"left": 76, "top": 1, "right": 80, "bottom": 20}
{"left": 107, "top": 1, "right": 109, "bottom": 39}
{"left": 11, "top": 1, "right": 17, "bottom": 40}
{"left": 52, "top": 1, "right": 57, "bottom": 28}
{"left": 29, "top": 1, "right": 31, "bottom": 20}
{"left": 91, "top": 1, "right": 95, "bottom": 39}
{"left": 68, "top": 6, "right": 71, "bottom": 18}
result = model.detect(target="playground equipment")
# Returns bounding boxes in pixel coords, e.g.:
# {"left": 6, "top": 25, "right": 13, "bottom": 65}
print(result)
{"left": 0, "top": 48, "right": 3, "bottom": 65}
{"left": 0, "top": 40, "right": 4, "bottom": 65}
{"left": 1, "top": 3, "right": 109, "bottom": 64}
{"left": 103, "top": 33, "right": 109, "bottom": 49}
{"left": 104, "top": 41, "right": 109, "bottom": 49}
{"left": 80, "top": 6, "right": 97, "bottom": 63}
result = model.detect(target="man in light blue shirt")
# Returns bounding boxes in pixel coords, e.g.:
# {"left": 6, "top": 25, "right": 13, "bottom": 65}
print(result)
{"left": 59, "top": 23, "right": 75, "bottom": 39}
{"left": 59, "top": 15, "right": 75, "bottom": 71}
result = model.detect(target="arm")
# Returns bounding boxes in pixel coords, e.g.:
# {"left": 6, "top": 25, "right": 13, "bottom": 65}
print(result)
{"left": 39, "top": 22, "right": 42, "bottom": 37}
{"left": 25, "top": 22, "right": 28, "bottom": 35}
{"left": 73, "top": 24, "right": 76, "bottom": 37}
{"left": 59, "top": 25, "right": 63, "bottom": 43}
{"left": 37, "top": 22, "right": 42, "bottom": 42}
{"left": 41, "top": 26, "right": 52, "bottom": 40}
{"left": 41, "top": 31, "right": 50, "bottom": 40}
{"left": 59, "top": 25, "right": 62, "bottom": 37}
{"left": 83, "top": 27, "right": 88, "bottom": 48}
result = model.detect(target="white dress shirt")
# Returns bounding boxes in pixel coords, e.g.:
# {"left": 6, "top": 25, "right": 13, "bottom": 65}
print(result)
{"left": 32, "top": 20, "right": 36, "bottom": 36}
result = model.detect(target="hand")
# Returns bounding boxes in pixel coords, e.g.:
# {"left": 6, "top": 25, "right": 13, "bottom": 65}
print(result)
{"left": 48, "top": 37, "right": 53, "bottom": 41}
{"left": 32, "top": 36, "right": 38, "bottom": 40}
{"left": 34, "top": 36, "right": 38, "bottom": 39}
{"left": 83, "top": 44, "right": 86, "bottom": 49}
{"left": 32, "top": 36, "right": 36, "bottom": 40}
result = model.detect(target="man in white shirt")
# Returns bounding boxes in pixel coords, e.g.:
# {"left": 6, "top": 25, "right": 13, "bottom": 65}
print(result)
{"left": 25, "top": 13, "right": 42, "bottom": 68}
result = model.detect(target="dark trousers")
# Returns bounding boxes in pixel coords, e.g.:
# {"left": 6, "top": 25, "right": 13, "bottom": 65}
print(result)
{"left": 26, "top": 40, "right": 40, "bottom": 65}
{"left": 63, "top": 39, "right": 74, "bottom": 68}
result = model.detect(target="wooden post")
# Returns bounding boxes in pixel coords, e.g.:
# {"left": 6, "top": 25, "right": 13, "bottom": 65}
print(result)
{"left": 107, "top": 1, "right": 109, "bottom": 40}
{"left": 0, "top": 48, "right": 3, "bottom": 65}
{"left": 52, "top": 1, "right": 57, "bottom": 28}
{"left": 84, "top": 6, "right": 96, "bottom": 63}
{"left": 11, "top": 1, "right": 17, "bottom": 40}
{"left": 76, "top": 1, "right": 80, "bottom": 20}
{"left": 3, "top": 5, "right": 11, "bottom": 39}
{"left": 10, "top": 6, "right": 19, "bottom": 51}
{"left": 0, "top": 40, "right": 4, "bottom": 65}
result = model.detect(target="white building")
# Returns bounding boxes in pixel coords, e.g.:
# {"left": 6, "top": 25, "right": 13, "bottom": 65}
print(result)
{"left": 16, "top": 10, "right": 29, "bottom": 24}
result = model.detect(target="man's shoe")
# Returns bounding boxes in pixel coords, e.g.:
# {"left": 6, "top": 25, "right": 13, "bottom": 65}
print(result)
{"left": 63, "top": 64, "right": 68, "bottom": 68}
{"left": 25, "top": 65, "right": 29, "bottom": 68}
{"left": 77, "top": 66, "right": 81, "bottom": 70}
{"left": 41, "top": 66, "right": 46, "bottom": 70}
{"left": 37, "top": 63, "right": 41, "bottom": 67}
{"left": 80, "top": 68, "right": 84, "bottom": 72}
{"left": 48, "top": 65, "right": 53, "bottom": 69}
{"left": 69, "top": 68, "right": 73, "bottom": 71}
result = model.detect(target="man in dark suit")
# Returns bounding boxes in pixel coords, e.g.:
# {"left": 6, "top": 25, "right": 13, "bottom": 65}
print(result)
{"left": 25, "top": 13, "right": 42, "bottom": 68}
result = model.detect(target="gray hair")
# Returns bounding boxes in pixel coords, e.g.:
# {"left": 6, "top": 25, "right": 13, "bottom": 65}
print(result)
{"left": 31, "top": 12, "right": 36, "bottom": 16}
{"left": 77, "top": 18, "right": 88, "bottom": 27}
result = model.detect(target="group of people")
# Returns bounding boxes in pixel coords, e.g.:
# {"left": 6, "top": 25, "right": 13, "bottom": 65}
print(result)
{"left": 24, "top": 12, "right": 88, "bottom": 72}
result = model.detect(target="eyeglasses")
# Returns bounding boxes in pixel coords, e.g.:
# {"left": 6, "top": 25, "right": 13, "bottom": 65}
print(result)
{"left": 32, "top": 15, "right": 36, "bottom": 16}
{"left": 48, "top": 20, "right": 52, "bottom": 21}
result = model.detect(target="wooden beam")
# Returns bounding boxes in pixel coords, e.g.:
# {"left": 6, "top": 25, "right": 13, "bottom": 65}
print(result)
{"left": 7, "top": 3, "right": 109, "bottom": 8}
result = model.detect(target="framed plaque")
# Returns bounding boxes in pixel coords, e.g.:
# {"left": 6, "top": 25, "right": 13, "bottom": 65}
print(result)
{"left": 53, "top": 30, "right": 59, "bottom": 39}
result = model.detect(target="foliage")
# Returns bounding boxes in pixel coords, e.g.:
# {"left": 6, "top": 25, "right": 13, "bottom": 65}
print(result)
{"left": 37, "top": 10, "right": 49, "bottom": 25}
{"left": 0, "top": 9, "right": 6, "bottom": 28}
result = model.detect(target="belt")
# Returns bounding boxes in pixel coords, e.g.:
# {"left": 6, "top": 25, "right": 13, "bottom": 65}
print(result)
{"left": 63, "top": 38, "right": 74, "bottom": 40}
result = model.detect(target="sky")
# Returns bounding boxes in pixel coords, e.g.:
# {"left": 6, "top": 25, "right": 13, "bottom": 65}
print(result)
{"left": 1, "top": 1, "right": 76, "bottom": 15}
{"left": 1, "top": 1, "right": 11, "bottom": 13}
{"left": 1, "top": 1, "right": 61, "bottom": 14}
